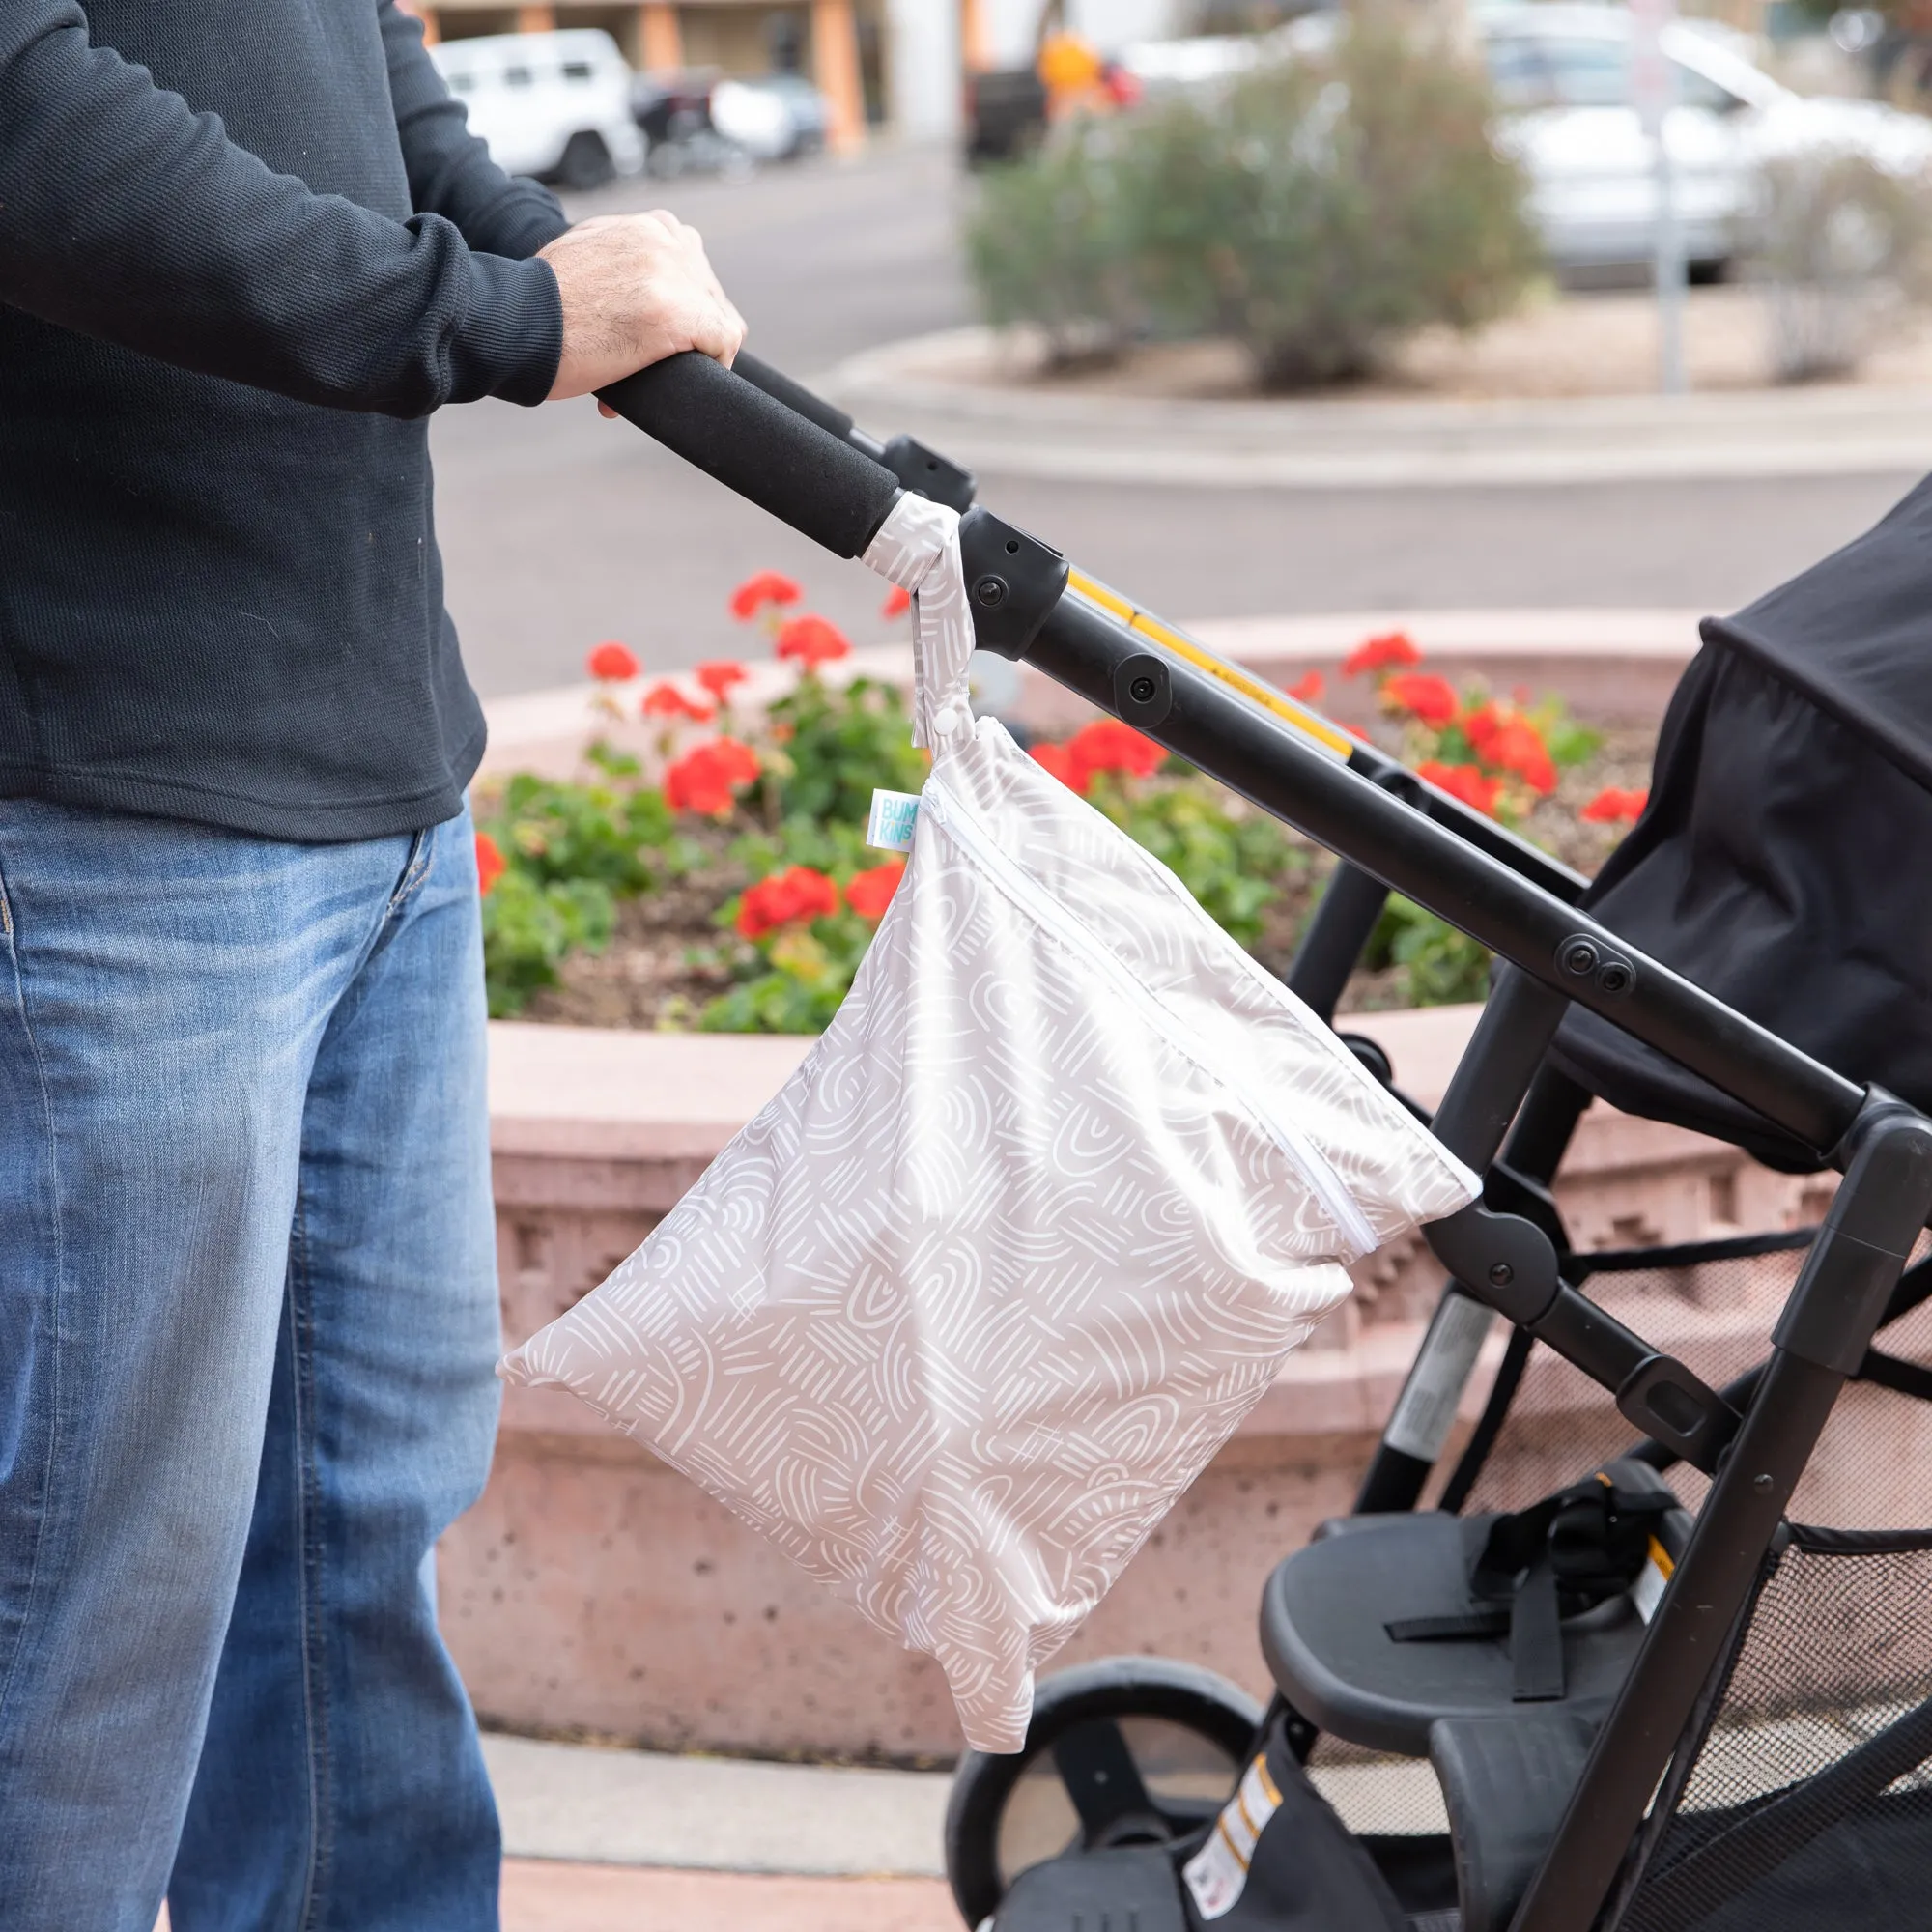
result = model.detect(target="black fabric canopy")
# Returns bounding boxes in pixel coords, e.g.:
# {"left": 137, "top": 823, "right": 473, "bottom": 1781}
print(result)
{"left": 1549, "top": 475, "right": 1932, "bottom": 1173}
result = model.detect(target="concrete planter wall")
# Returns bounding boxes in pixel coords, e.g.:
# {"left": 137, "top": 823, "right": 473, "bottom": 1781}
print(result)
{"left": 440, "top": 1008, "right": 1841, "bottom": 1762}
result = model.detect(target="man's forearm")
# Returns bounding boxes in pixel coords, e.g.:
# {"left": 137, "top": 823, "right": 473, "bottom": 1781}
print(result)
{"left": 0, "top": 1, "right": 561, "bottom": 415}
{"left": 381, "top": 1, "right": 570, "bottom": 263}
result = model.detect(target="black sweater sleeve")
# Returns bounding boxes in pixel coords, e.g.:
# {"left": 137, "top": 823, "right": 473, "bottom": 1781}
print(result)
{"left": 380, "top": 2, "right": 572, "bottom": 262}
{"left": 0, "top": 0, "right": 563, "bottom": 416}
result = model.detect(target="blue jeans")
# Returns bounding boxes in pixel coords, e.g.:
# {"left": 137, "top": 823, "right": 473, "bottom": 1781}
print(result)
{"left": 0, "top": 800, "right": 501, "bottom": 1931}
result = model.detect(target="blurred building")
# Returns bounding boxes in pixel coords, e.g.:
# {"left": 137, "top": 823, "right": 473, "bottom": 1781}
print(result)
{"left": 401, "top": 1, "right": 1186, "bottom": 149}
{"left": 964, "top": 0, "right": 1184, "bottom": 68}
{"left": 403, "top": 2, "right": 976, "bottom": 146}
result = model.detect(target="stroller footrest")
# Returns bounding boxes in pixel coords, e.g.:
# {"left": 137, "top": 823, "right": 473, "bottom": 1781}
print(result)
{"left": 992, "top": 1846, "right": 1189, "bottom": 1932}
{"left": 1429, "top": 1713, "right": 1598, "bottom": 1932}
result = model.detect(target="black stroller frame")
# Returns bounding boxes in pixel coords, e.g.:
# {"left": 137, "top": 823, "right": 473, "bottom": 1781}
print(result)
{"left": 601, "top": 351, "right": 1932, "bottom": 1932}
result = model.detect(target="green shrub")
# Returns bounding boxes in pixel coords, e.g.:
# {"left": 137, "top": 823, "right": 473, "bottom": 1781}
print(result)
{"left": 963, "top": 17, "right": 1542, "bottom": 389}
{"left": 1086, "top": 770, "right": 1301, "bottom": 946}
{"left": 488, "top": 753, "right": 695, "bottom": 895}
{"left": 964, "top": 128, "right": 1148, "bottom": 362}
{"left": 1747, "top": 149, "right": 1932, "bottom": 382}
{"left": 696, "top": 912, "right": 878, "bottom": 1035}
{"left": 1364, "top": 895, "right": 1493, "bottom": 1008}
{"left": 481, "top": 869, "right": 616, "bottom": 1016}
{"left": 764, "top": 675, "right": 931, "bottom": 826}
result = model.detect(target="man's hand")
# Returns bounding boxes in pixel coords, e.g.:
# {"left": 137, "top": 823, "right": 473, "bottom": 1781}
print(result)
{"left": 539, "top": 211, "right": 746, "bottom": 403}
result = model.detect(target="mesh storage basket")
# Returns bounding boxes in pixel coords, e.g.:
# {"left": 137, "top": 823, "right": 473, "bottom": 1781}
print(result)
{"left": 1611, "top": 1523, "right": 1932, "bottom": 1932}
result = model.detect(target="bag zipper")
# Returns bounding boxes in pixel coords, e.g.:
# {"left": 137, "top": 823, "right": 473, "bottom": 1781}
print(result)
{"left": 920, "top": 771, "right": 1379, "bottom": 1257}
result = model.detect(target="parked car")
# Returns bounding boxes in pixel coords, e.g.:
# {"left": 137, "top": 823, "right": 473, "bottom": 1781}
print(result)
{"left": 1479, "top": 5, "right": 1932, "bottom": 273}
{"left": 724, "top": 72, "right": 833, "bottom": 159}
{"left": 1120, "top": 9, "right": 1932, "bottom": 274}
{"left": 964, "top": 65, "right": 1050, "bottom": 163}
{"left": 631, "top": 69, "right": 755, "bottom": 180}
{"left": 430, "top": 29, "right": 644, "bottom": 190}
{"left": 708, "top": 77, "right": 803, "bottom": 161}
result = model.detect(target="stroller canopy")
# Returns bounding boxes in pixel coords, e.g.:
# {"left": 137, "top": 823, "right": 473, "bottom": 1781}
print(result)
{"left": 1552, "top": 474, "right": 1932, "bottom": 1172}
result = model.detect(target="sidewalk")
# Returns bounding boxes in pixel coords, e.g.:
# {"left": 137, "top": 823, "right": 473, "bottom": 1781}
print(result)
{"left": 153, "top": 1735, "right": 958, "bottom": 1932}
{"left": 494, "top": 1732, "right": 958, "bottom": 1930}
{"left": 501, "top": 1863, "right": 957, "bottom": 1932}
{"left": 481, "top": 1733, "right": 949, "bottom": 1878}
{"left": 819, "top": 327, "right": 1932, "bottom": 490}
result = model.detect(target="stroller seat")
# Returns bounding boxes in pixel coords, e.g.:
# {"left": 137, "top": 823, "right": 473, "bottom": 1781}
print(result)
{"left": 1260, "top": 1464, "right": 1690, "bottom": 1756}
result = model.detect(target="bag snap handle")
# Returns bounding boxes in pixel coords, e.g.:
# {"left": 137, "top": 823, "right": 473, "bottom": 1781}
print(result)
{"left": 863, "top": 494, "right": 975, "bottom": 753}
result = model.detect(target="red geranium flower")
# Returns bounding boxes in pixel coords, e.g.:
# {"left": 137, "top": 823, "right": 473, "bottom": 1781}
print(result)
{"left": 585, "top": 640, "right": 639, "bottom": 682}
{"left": 1582, "top": 785, "right": 1649, "bottom": 823}
{"left": 881, "top": 584, "right": 912, "bottom": 619}
{"left": 1065, "top": 717, "right": 1165, "bottom": 783}
{"left": 474, "top": 831, "right": 507, "bottom": 895}
{"left": 1489, "top": 716, "right": 1556, "bottom": 795}
{"left": 1381, "top": 672, "right": 1460, "bottom": 728}
{"left": 736, "top": 865, "right": 840, "bottom": 940}
{"left": 1464, "top": 704, "right": 1557, "bottom": 795}
{"left": 775, "top": 613, "right": 853, "bottom": 669}
{"left": 845, "top": 859, "right": 906, "bottom": 922}
{"left": 1342, "top": 630, "right": 1420, "bottom": 678}
{"left": 664, "top": 737, "right": 759, "bottom": 815}
{"left": 1285, "top": 669, "right": 1326, "bottom": 704}
{"left": 1463, "top": 701, "right": 1503, "bottom": 759}
{"left": 1030, "top": 741, "right": 1084, "bottom": 793}
{"left": 729, "top": 571, "right": 803, "bottom": 621}
{"left": 695, "top": 660, "right": 750, "bottom": 704}
{"left": 640, "top": 680, "right": 714, "bottom": 722}
{"left": 1419, "top": 760, "right": 1502, "bottom": 817}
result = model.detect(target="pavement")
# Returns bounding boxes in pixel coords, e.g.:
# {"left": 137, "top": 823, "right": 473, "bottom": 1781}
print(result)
{"left": 149, "top": 1736, "right": 957, "bottom": 1932}
{"left": 480, "top": 1732, "right": 950, "bottom": 1878}
{"left": 425, "top": 145, "right": 1923, "bottom": 699}
{"left": 489, "top": 1732, "right": 959, "bottom": 1930}
{"left": 499, "top": 1863, "right": 958, "bottom": 1932}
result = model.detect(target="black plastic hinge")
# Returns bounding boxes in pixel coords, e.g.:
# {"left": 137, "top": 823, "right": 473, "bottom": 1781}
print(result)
{"left": 1425, "top": 1204, "right": 1562, "bottom": 1326}
{"left": 958, "top": 506, "right": 1069, "bottom": 662}
{"left": 878, "top": 433, "right": 977, "bottom": 516}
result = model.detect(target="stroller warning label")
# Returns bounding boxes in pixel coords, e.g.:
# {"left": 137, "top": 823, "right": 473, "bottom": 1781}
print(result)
{"left": 1183, "top": 1751, "right": 1284, "bottom": 1919}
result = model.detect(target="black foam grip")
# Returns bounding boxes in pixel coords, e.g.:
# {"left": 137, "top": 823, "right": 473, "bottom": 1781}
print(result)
{"left": 732, "top": 350, "right": 858, "bottom": 445}
{"left": 597, "top": 352, "right": 900, "bottom": 559}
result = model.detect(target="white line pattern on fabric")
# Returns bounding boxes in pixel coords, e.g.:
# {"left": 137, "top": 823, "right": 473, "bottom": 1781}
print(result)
{"left": 920, "top": 771, "right": 1377, "bottom": 1257}
{"left": 499, "top": 498, "right": 1478, "bottom": 1751}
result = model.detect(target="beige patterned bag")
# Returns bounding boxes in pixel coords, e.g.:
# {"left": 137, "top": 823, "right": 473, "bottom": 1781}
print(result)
{"left": 498, "top": 497, "right": 1477, "bottom": 1751}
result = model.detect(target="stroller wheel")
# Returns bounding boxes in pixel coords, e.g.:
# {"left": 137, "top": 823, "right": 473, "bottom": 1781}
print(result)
{"left": 943, "top": 1657, "right": 1264, "bottom": 1928}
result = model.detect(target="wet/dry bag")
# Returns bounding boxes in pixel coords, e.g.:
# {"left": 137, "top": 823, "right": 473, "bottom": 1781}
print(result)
{"left": 498, "top": 496, "right": 1478, "bottom": 1751}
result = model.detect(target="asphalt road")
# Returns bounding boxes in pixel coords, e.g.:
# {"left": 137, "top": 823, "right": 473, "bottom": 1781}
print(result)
{"left": 429, "top": 146, "right": 1921, "bottom": 696}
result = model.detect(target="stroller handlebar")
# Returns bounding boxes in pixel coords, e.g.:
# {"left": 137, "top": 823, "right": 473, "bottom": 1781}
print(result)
{"left": 597, "top": 352, "right": 902, "bottom": 560}
{"left": 728, "top": 352, "right": 980, "bottom": 516}
{"left": 732, "top": 350, "right": 865, "bottom": 449}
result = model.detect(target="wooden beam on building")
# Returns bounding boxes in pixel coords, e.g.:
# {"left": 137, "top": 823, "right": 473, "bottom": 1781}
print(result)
{"left": 515, "top": 4, "right": 557, "bottom": 30}
{"left": 811, "top": 0, "right": 865, "bottom": 154}
{"left": 961, "top": 0, "right": 990, "bottom": 71}
{"left": 638, "top": 2, "right": 683, "bottom": 73}
{"left": 397, "top": 0, "right": 440, "bottom": 43}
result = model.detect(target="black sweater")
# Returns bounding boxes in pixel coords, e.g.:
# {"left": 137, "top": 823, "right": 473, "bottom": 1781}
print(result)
{"left": 0, "top": 0, "right": 572, "bottom": 839}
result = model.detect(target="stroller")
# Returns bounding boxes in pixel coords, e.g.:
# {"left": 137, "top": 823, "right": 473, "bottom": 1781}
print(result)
{"left": 598, "top": 348, "right": 1932, "bottom": 1932}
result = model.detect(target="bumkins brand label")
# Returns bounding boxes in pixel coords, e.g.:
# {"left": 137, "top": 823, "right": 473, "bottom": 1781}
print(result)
{"left": 1183, "top": 1751, "right": 1285, "bottom": 1919}
{"left": 867, "top": 788, "right": 923, "bottom": 852}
